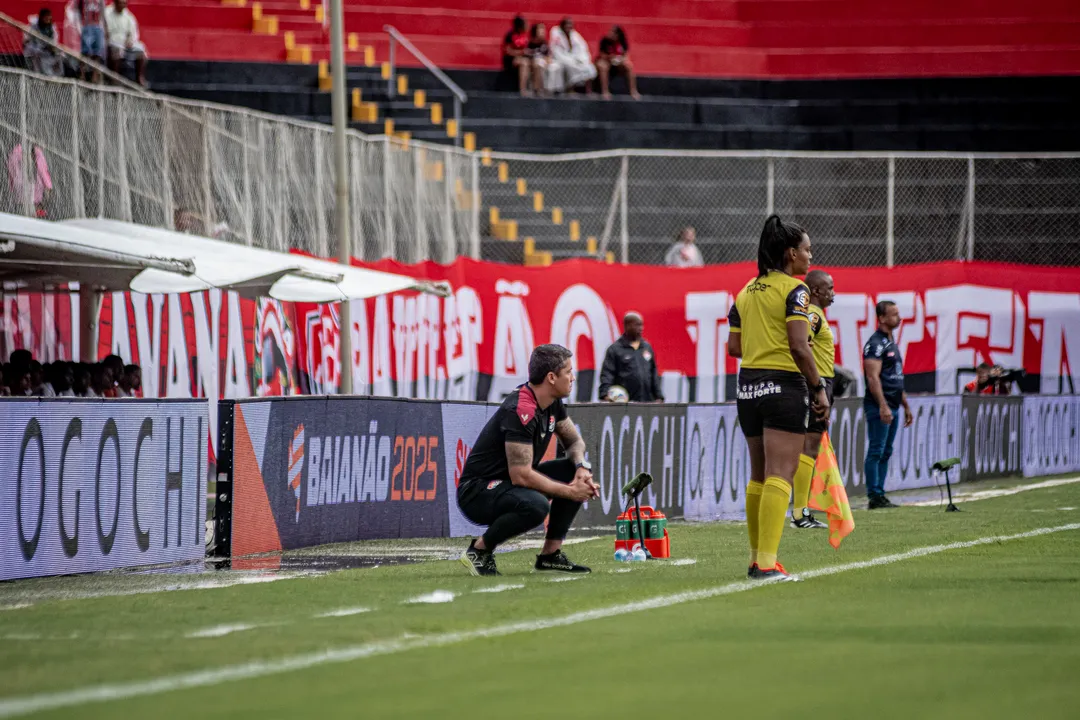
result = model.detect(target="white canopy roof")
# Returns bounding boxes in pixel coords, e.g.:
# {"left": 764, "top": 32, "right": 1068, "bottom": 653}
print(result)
{"left": 0, "top": 213, "right": 445, "bottom": 301}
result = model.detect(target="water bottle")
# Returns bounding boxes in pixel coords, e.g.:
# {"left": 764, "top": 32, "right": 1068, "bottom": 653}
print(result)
{"left": 630, "top": 544, "right": 648, "bottom": 562}
{"left": 614, "top": 548, "right": 631, "bottom": 562}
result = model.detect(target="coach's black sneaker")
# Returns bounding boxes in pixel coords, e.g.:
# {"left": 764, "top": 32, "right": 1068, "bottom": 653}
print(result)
{"left": 748, "top": 562, "right": 798, "bottom": 582}
{"left": 879, "top": 496, "right": 899, "bottom": 508}
{"left": 791, "top": 509, "right": 827, "bottom": 529}
{"left": 867, "top": 495, "right": 886, "bottom": 510}
{"left": 535, "top": 549, "right": 591, "bottom": 574}
{"left": 461, "top": 540, "right": 500, "bottom": 577}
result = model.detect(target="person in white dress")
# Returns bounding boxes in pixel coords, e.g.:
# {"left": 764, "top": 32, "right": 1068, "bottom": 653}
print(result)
{"left": 549, "top": 17, "right": 596, "bottom": 94}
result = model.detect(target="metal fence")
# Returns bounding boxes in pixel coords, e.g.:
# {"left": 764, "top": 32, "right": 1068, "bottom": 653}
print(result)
{"left": 3, "top": 68, "right": 1079, "bottom": 267}
{"left": 0, "top": 68, "right": 479, "bottom": 264}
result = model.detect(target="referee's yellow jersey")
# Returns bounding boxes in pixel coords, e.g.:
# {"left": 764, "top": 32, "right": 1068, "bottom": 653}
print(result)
{"left": 807, "top": 304, "right": 835, "bottom": 378}
{"left": 728, "top": 270, "right": 811, "bottom": 373}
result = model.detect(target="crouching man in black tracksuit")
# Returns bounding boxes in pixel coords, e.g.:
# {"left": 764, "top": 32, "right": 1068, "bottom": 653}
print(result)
{"left": 458, "top": 344, "right": 599, "bottom": 576}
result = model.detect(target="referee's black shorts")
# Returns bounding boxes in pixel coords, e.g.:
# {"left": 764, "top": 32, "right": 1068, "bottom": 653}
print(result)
{"left": 806, "top": 377, "right": 834, "bottom": 434}
{"left": 736, "top": 368, "right": 809, "bottom": 437}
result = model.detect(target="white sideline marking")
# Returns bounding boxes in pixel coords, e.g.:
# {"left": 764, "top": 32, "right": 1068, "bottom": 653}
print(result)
{"left": 185, "top": 624, "right": 262, "bottom": 639}
{"left": 906, "top": 476, "right": 1080, "bottom": 507}
{"left": 665, "top": 558, "right": 697, "bottom": 566}
{"left": 404, "top": 591, "right": 456, "bottom": 604}
{"left": 547, "top": 576, "right": 584, "bottom": 583}
{"left": 472, "top": 584, "right": 525, "bottom": 594}
{"left": 313, "top": 607, "right": 372, "bottom": 618}
{"left": 1, "top": 523, "right": 1077, "bottom": 719}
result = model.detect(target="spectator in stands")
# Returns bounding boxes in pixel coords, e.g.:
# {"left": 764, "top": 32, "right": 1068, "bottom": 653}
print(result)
{"left": 46, "top": 361, "right": 76, "bottom": 396}
{"left": 3, "top": 363, "right": 33, "bottom": 396}
{"left": 596, "top": 25, "right": 640, "bottom": 100}
{"left": 599, "top": 311, "right": 664, "bottom": 403}
{"left": 10, "top": 349, "right": 32, "bottom": 368}
{"left": 62, "top": 2, "right": 83, "bottom": 73}
{"left": 72, "top": 362, "right": 92, "bottom": 396}
{"left": 77, "top": 0, "right": 107, "bottom": 82}
{"left": 28, "top": 360, "right": 47, "bottom": 396}
{"left": 7, "top": 142, "right": 53, "bottom": 218}
{"left": 105, "top": 0, "right": 147, "bottom": 86}
{"left": 121, "top": 363, "right": 142, "bottom": 397}
{"left": 24, "top": 8, "right": 65, "bottom": 78}
{"left": 502, "top": 15, "right": 532, "bottom": 96}
{"left": 88, "top": 362, "right": 114, "bottom": 398}
{"left": 964, "top": 363, "right": 995, "bottom": 394}
{"left": 549, "top": 18, "right": 596, "bottom": 95}
{"left": 664, "top": 226, "right": 704, "bottom": 267}
{"left": 102, "top": 353, "right": 125, "bottom": 396}
{"left": 527, "top": 23, "right": 559, "bottom": 96}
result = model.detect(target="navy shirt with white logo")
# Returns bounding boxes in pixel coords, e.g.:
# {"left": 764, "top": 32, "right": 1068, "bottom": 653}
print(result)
{"left": 863, "top": 329, "right": 904, "bottom": 408}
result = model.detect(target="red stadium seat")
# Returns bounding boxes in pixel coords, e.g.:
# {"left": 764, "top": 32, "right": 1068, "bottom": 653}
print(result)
{"left": 9, "top": 0, "right": 1079, "bottom": 78}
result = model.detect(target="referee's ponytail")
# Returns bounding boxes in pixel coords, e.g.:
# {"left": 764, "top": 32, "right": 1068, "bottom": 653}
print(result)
{"left": 757, "top": 214, "right": 807, "bottom": 278}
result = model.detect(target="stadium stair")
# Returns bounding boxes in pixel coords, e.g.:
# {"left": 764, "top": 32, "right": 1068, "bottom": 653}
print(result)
{"left": 33, "top": 0, "right": 1076, "bottom": 264}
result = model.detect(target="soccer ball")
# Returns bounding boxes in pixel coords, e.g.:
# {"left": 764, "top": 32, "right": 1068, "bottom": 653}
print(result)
{"left": 607, "top": 385, "right": 630, "bottom": 403}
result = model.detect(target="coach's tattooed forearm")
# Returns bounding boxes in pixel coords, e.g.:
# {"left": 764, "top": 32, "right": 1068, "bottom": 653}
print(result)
{"left": 506, "top": 441, "right": 534, "bottom": 469}
{"left": 555, "top": 418, "right": 586, "bottom": 464}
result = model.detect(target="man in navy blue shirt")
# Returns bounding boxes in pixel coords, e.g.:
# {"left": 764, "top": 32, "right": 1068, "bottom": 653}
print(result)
{"left": 862, "top": 301, "right": 913, "bottom": 509}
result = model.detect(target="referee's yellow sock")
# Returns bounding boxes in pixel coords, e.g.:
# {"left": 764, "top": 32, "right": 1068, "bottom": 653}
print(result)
{"left": 792, "top": 453, "right": 816, "bottom": 517}
{"left": 745, "top": 480, "right": 764, "bottom": 567}
{"left": 757, "top": 476, "right": 792, "bottom": 570}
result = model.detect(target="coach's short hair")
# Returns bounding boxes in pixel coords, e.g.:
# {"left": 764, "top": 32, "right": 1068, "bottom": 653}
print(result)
{"left": 529, "top": 344, "right": 573, "bottom": 385}
{"left": 875, "top": 300, "right": 897, "bottom": 319}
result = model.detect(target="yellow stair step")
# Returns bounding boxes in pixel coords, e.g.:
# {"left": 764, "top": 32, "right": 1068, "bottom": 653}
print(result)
{"left": 463, "top": 132, "right": 476, "bottom": 152}
{"left": 551, "top": 207, "right": 563, "bottom": 225}
{"left": 413, "top": 89, "right": 426, "bottom": 108}
{"left": 430, "top": 102, "right": 443, "bottom": 125}
{"left": 586, "top": 236, "right": 597, "bottom": 253}
{"left": 446, "top": 119, "right": 459, "bottom": 138}
{"left": 569, "top": 220, "right": 580, "bottom": 241}
{"left": 489, "top": 207, "right": 500, "bottom": 224}
{"left": 533, "top": 192, "right": 544, "bottom": 213}
{"left": 397, "top": 74, "right": 408, "bottom": 95}
{"left": 525, "top": 251, "right": 553, "bottom": 267}
{"left": 492, "top": 219, "right": 518, "bottom": 241}
{"left": 516, "top": 178, "right": 527, "bottom": 196}
{"left": 364, "top": 46, "right": 375, "bottom": 67}
{"left": 498, "top": 162, "right": 509, "bottom": 183}
{"left": 481, "top": 148, "right": 492, "bottom": 167}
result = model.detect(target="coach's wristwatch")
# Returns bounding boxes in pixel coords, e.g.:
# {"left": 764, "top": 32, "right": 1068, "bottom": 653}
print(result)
{"left": 813, "top": 382, "right": 827, "bottom": 394}
{"left": 575, "top": 460, "right": 592, "bottom": 472}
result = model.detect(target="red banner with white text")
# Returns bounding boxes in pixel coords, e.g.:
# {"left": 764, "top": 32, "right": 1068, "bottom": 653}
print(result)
{"left": 3, "top": 261, "right": 1079, "bottom": 412}
{"left": 293, "top": 259, "right": 1080, "bottom": 402}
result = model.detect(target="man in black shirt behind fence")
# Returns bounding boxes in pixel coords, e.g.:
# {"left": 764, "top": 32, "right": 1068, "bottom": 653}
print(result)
{"left": 458, "top": 344, "right": 599, "bottom": 577}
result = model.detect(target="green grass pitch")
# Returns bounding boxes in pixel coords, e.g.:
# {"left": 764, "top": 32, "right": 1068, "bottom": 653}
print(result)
{"left": 2, "top": 478, "right": 1079, "bottom": 719}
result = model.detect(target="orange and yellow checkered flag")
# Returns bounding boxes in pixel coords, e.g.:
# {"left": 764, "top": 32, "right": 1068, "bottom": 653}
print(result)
{"left": 807, "top": 431, "right": 854, "bottom": 548}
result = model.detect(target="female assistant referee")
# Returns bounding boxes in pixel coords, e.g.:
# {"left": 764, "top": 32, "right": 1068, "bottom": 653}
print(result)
{"left": 727, "top": 215, "right": 830, "bottom": 582}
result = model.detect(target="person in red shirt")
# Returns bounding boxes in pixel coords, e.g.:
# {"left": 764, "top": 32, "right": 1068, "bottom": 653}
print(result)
{"left": 964, "top": 363, "right": 992, "bottom": 394}
{"left": 596, "top": 25, "right": 640, "bottom": 100}
{"left": 502, "top": 15, "right": 532, "bottom": 96}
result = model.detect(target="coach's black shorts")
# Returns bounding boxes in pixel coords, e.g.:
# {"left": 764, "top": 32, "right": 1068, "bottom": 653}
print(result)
{"left": 806, "top": 377, "right": 834, "bottom": 434}
{"left": 736, "top": 369, "right": 808, "bottom": 437}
